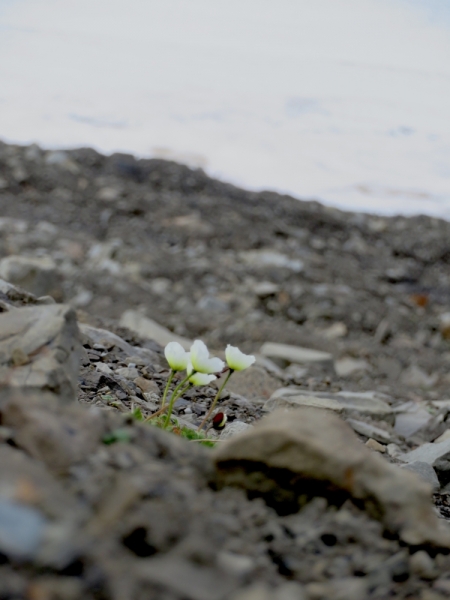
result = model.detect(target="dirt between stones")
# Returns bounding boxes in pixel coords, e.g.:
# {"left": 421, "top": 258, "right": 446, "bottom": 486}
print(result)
{"left": 1, "top": 141, "right": 450, "bottom": 598}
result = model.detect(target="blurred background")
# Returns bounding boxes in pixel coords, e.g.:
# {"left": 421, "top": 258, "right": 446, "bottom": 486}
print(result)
{"left": 0, "top": 0, "right": 449, "bottom": 217}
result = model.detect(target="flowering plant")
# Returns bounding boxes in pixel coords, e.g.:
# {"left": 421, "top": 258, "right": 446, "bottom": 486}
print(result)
{"left": 150, "top": 339, "right": 254, "bottom": 431}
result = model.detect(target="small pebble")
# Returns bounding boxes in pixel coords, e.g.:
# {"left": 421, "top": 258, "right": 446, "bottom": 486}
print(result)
{"left": 365, "top": 438, "right": 386, "bottom": 453}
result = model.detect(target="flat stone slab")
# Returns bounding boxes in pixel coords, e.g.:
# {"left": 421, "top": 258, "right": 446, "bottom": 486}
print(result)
{"left": 265, "top": 388, "right": 393, "bottom": 420}
{"left": 259, "top": 343, "right": 333, "bottom": 365}
{"left": 265, "top": 393, "right": 343, "bottom": 413}
{"left": 346, "top": 419, "right": 392, "bottom": 443}
{"left": 0, "top": 304, "right": 80, "bottom": 402}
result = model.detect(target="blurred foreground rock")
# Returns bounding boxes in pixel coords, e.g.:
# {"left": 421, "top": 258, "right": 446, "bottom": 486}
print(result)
{"left": 215, "top": 408, "right": 450, "bottom": 548}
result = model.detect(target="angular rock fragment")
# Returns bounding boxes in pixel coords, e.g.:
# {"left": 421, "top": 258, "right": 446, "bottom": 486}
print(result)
{"left": 399, "top": 437, "right": 450, "bottom": 474}
{"left": 401, "top": 461, "right": 440, "bottom": 492}
{"left": 214, "top": 408, "right": 450, "bottom": 548}
{"left": 0, "top": 304, "right": 81, "bottom": 402}
{"left": 346, "top": 419, "right": 392, "bottom": 443}
{"left": 265, "top": 388, "right": 393, "bottom": 421}
{"left": 394, "top": 401, "right": 433, "bottom": 438}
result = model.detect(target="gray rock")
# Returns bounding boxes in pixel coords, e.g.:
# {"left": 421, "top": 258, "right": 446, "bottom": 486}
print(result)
{"left": 346, "top": 419, "right": 392, "bottom": 443}
{"left": 0, "top": 500, "right": 47, "bottom": 560}
{"left": 0, "top": 255, "right": 58, "bottom": 298}
{"left": 401, "top": 462, "right": 440, "bottom": 492}
{"left": 220, "top": 421, "right": 252, "bottom": 440}
{"left": 240, "top": 250, "right": 304, "bottom": 273}
{"left": 400, "top": 365, "right": 439, "bottom": 389}
{"left": 96, "top": 186, "right": 121, "bottom": 201}
{"left": 95, "top": 362, "right": 113, "bottom": 375}
{"left": 265, "top": 392, "right": 343, "bottom": 413}
{"left": 214, "top": 408, "right": 450, "bottom": 548}
{"left": 387, "top": 443, "right": 403, "bottom": 458}
{"left": 216, "top": 551, "right": 255, "bottom": 576}
{"left": 252, "top": 281, "right": 280, "bottom": 297}
{"left": 80, "top": 324, "right": 160, "bottom": 364}
{"left": 45, "top": 151, "right": 79, "bottom": 173}
{"left": 197, "top": 295, "right": 229, "bottom": 313}
{"left": 120, "top": 309, "right": 192, "bottom": 350}
{"left": 260, "top": 343, "right": 333, "bottom": 366}
{"left": 399, "top": 437, "right": 450, "bottom": 472}
{"left": 265, "top": 388, "right": 392, "bottom": 420}
{"left": 409, "top": 550, "right": 437, "bottom": 580}
{"left": 334, "top": 391, "right": 393, "bottom": 421}
{"left": 434, "top": 429, "right": 450, "bottom": 444}
{"left": 0, "top": 304, "right": 81, "bottom": 402}
{"left": 394, "top": 402, "right": 433, "bottom": 438}
{"left": 115, "top": 366, "right": 140, "bottom": 380}
{"left": 335, "top": 358, "right": 370, "bottom": 378}
{"left": 321, "top": 322, "right": 347, "bottom": 340}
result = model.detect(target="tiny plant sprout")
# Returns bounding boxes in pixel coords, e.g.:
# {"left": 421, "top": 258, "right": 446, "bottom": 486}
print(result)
{"left": 198, "top": 344, "right": 255, "bottom": 432}
{"left": 190, "top": 340, "right": 224, "bottom": 374}
{"left": 225, "top": 345, "right": 256, "bottom": 371}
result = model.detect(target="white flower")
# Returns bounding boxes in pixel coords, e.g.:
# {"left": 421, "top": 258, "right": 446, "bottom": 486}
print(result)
{"left": 164, "top": 341, "right": 190, "bottom": 371}
{"left": 225, "top": 345, "right": 255, "bottom": 371}
{"left": 189, "top": 372, "right": 217, "bottom": 386}
{"left": 189, "top": 340, "right": 224, "bottom": 374}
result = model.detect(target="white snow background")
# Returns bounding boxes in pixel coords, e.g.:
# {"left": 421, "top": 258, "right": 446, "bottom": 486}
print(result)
{"left": 0, "top": 0, "right": 449, "bottom": 217}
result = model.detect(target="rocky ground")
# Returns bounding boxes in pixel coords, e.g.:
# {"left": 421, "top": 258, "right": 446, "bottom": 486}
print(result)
{"left": 2, "top": 140, "right": 450, "bottom": 598}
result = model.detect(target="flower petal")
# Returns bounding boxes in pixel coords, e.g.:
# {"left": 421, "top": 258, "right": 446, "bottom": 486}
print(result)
{"left": 189, "top": 372, "right": 217, "bottom": 386}
{"left": 225, "top": 345, "right": 256, "bottom": 371}
{"left": 164, "top": 342, "right": 190, "bottom": 371}
{"left": 190, "top": 339, "right": 225, "bottom": 374}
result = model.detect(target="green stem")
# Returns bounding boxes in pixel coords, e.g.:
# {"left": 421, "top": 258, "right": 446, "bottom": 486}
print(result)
{"left": 198, "top": 370, "right": 233, "bottom": 432}
{"left": 161, "top": 369, "right": 175, "bottom": 409}
{"left": 164, "top": 372, "right": 195, "bottom": 429}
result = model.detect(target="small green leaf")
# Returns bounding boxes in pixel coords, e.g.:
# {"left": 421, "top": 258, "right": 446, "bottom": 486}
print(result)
{"left": 102, "top": 428, "right": 132, "bottom": 445}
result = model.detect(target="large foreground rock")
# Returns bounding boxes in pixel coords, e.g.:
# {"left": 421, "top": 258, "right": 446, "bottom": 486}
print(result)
{"left": 0, "top": 304, "right": 80, "bottom": 402}
{"left": 214, "top": 408, "right": 450, "bottom": 548}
